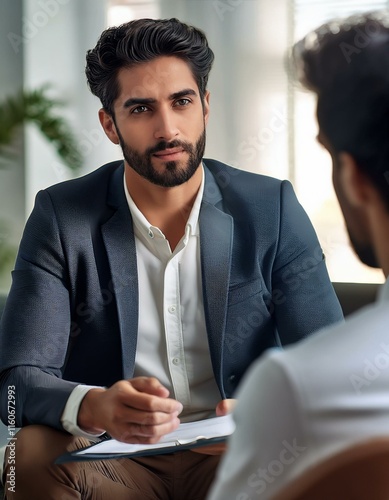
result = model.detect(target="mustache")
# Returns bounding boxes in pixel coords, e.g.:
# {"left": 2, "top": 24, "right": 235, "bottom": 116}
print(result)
{"left": 147, "top": 140, "right": 193, "bottom": 155}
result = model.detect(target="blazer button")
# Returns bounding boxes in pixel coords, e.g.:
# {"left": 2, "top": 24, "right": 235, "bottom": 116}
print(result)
{"left": 228, "top": 374, "right": 236, "bottom": 383}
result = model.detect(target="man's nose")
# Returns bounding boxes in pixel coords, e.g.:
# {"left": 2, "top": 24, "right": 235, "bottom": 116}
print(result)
{"left": 153, "top": 108, "right": 179, "bottom": 141}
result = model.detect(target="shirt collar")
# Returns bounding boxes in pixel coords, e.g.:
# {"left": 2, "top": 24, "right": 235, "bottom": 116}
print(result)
{"left": 123, "top": 164, "right": 205, "bottom": 239}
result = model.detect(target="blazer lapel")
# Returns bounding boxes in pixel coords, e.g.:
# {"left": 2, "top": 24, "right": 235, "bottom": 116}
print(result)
{"left": 200, "top": 165, "right": 233, "bottom": 388}
{"left": 101, "top": 164, "right": 138, "bottom": 379}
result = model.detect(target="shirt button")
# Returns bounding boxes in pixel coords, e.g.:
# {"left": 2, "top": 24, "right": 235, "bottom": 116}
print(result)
{"left": 148, "top": 229, "right": 154, "bottom": 238}
{"left": 168, "top": 305, "right": 176, "bottom": 313}
{"left": 172, "top": 358, "right": 180, "bottom": 365}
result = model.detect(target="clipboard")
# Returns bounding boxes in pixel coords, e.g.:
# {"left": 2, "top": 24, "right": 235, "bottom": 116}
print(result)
{"left": 55, "top": 414, "right": 235, "bottom": 463}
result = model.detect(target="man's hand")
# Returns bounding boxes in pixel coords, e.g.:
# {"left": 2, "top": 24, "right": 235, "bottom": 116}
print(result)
{"left": 215, "top": 399, "right": 236, "bottom": 417}
{"left": 77, "top": 377, "right": 183, "bottom": 444}
{"left": 191, "top": 398, "right": 237, "bottom": 456}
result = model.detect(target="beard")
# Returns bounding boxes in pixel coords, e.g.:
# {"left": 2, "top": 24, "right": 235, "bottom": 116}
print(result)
{"left": 332, "top": 158, "right": 380, "bottom": 270}
{"left": 116, "top": 126, "right": 206, "bottom": 188}
{"left": 347, "top": 230, "right": 380, "bottom": 269}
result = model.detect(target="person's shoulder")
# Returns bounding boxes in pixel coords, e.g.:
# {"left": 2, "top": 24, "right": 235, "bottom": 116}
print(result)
{"left": 45, "top": 160, "right": 123, "bottom": 200}
{"left": 202, "top": 158, "right": 294, "bottom": 210}
{"left": 203, "top": 158, "right": 288, "bottom": 187}
{"left": 277, "top": 298, "right": 389, "bottom": 381}
{"left": 31, "top": 161, "right": 124, "bottom": 223}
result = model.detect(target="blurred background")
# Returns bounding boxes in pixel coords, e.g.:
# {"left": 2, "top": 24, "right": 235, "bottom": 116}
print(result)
{"left": 0, "top": 0, "right": 386, "bottom": 294}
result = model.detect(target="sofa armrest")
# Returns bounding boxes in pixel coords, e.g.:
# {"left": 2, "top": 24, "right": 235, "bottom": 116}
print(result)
{"left": 332, "top": 282, "right": 379, "bottom": 317}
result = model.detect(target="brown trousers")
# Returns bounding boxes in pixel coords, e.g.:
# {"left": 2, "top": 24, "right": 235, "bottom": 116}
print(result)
{"left": 2, "top": 425, "right": 221, "bottom": 499}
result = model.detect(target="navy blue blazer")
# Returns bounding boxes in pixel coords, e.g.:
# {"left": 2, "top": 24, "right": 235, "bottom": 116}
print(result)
{"left": 0, "top": 159, "right": 343, "bottom": 430}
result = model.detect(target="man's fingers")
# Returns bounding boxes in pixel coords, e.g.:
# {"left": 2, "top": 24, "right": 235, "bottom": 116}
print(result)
{"left": 116, "top": 378, "right": 183, "bottom": 414}
{"left": 114, "top": 415, "right": 181, "bottom": 443}
{"left": 121, "top": 390, "right": 183, "bottom": 414}
{"left": 216, "top": 398, "right": 237, "bottom": 416}
{"left": 115, "top": 407, "right": 181, "bottom": 426}
{"left": 79, "top": 377, "right": 184, "bottom": 443}
{"left": 130, "top": 376, "right": 170, "bottom": 397}
{"left": 130, "top": 416, "right": 180, "bottom": 438}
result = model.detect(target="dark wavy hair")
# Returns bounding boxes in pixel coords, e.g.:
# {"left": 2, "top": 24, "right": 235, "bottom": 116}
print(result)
{"left": 291, "top": 11, "right": 389, "bottom": 210}
{"left": 85, "top": 18, "right": 214, "bottom": 116}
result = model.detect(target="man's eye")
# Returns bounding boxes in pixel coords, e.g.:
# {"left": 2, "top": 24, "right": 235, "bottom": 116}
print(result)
{"left": 132, "top": 105, "right": 149, "bottom": 114}
{"left": 175, "top": 98, "right": 191, "bottom": 107}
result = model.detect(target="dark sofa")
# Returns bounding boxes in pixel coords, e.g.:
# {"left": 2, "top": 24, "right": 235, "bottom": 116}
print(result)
{"left": 332, "top": 281, "right": 379, "bottom": 317}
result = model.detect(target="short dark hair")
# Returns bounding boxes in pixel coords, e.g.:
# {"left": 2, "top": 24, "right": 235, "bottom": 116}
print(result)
{"left": 85, "top": 18, "right": 214, "bottom": 116}
{"left": 291, "top": 11, "right": 389, "bottom": 210}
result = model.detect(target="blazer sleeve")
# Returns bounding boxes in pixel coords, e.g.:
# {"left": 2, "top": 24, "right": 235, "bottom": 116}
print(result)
{"left": 271, "top": 180, "right": 343, "bottom": 345}
{"left": 0, "top": 190, "right": 79, "bottom": 431}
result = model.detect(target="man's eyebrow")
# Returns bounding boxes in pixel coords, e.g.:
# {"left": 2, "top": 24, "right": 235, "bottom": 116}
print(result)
{"left": 123, "top": 97, "right": 156, "bottom": 109}
{"left": 169, "top": 88, "right": 197, "bottom": 100}
{"left": 122, "top": 89, "right": 198, "bottom": 109}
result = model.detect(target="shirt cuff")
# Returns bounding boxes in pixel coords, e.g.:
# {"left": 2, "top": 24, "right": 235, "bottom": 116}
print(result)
{"left": 61, "top": 385, "right": 105, "bottom": 439}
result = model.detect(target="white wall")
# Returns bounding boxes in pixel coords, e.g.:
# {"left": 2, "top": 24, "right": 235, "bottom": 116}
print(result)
{"left": 23, "top": 0, "right": 122, "bottom": 214}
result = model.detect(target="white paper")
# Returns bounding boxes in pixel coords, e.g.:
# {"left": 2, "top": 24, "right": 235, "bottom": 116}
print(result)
{"left": 76, "top": 414, "right": 235, "bottom": 456}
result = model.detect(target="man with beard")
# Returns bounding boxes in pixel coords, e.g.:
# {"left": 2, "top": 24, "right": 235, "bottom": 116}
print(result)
{"left": 0, "top": 18, "right": 342, "bottom": 499}
{"left": 208, "top": 11, "right": 389, "bottom": 500}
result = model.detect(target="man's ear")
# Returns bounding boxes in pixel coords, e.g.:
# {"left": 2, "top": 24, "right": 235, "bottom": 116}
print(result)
{"left": 203, "top": 90, "right": 210, "bottom": 126}
{"left": 338, "top": 152, "right": 373, "bottom": 207}
{"left": 98, "top": 108, "right": 120, "bottom": 145}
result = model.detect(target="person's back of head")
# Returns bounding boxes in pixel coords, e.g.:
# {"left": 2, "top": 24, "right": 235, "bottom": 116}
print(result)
{"left": 85, "top": 18, "right": 214, "bottom": 117}
{"left": 292, "top": 11, "right": 389, "bottom": 212}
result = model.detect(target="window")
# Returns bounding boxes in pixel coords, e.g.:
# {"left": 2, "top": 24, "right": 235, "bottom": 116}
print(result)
{"left": 291, "top": 0, "right": 387, "bottom": 283}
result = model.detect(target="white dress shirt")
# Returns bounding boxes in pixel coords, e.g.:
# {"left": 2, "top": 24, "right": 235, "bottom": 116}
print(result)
{"left": 208, "top": 278, "right": 389, "bottom": 500}
{"left": 62, "top": 165, "right": 221, "bottom": 437}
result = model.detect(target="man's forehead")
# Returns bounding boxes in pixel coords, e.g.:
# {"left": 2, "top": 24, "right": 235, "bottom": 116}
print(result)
{"left": 116, "top": 56, "right": 198, "bottom": 100}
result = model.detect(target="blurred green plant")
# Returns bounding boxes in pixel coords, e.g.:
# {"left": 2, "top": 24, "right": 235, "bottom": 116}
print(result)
{"left": 0, "top": 86, "right": 83, "bottom": 290}
{"left": 0, "top": 86, "right": 83, "bottom": 171}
